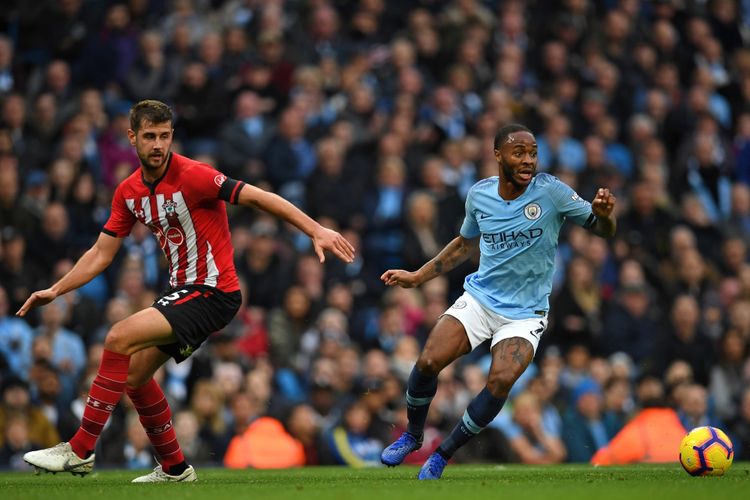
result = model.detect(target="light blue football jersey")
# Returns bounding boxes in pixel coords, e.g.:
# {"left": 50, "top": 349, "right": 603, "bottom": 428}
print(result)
{"left": 459, "top": 173, "right": 595, "bottom": 320}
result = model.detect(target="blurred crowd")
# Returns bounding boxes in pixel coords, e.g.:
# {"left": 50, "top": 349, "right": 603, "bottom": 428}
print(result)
{"left": 2, "top": 0, "right": 750, "bottom": 470}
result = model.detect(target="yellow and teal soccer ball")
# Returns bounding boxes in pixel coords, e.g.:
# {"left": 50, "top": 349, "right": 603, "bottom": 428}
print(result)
{"left": 679, "top": 426, "right": 734, "bottom": 476}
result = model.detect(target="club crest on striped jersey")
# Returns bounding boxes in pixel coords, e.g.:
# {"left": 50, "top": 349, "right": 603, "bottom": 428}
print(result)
{"left": 163, "top": 199, "right": 178, "bottom": 218}
{"left": 524, "top": 202, "right": 542, "bottom": 220}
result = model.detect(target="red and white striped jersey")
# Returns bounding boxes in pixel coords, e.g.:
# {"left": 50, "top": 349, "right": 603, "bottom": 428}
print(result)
{"left": 103, "top": 153, "right": 244, "bottom": 292}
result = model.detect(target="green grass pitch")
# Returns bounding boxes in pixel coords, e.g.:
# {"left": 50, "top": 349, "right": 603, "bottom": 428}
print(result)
{"left": 1, "top": 464, "right": 748, "bottom": 500}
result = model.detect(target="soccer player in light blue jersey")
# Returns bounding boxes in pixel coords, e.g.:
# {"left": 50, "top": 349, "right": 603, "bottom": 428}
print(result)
{"left": 379, "top": 124, "right": 617, "bottom": 479}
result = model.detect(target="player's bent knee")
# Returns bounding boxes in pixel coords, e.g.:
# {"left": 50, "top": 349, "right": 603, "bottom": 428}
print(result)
{"left": 125, "top": 372, "right": 150, "bottom": 390}
{"left": 103, "top": 324, "right": 133, "bottom": 355}
{"left": 486, "top": 370, "right": 518, "bottom": 398}
{"left": 416, "top": 356, "right": 443, "bottom": 376}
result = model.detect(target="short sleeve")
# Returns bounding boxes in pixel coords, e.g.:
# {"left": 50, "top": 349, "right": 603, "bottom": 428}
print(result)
{"left": 459, "top": 190, "right": 480, "bottom": 239}
{"left": 102, "top": 185, "right": 136, "bottom": 238}
{"left": 184, "top": 163, "right": 245, "bottom": 204}
{"left": 549, "top": 178, "right": 595, "bottom": 228}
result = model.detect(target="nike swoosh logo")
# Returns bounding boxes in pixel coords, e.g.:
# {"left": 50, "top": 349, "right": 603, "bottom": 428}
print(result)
{"left": 530, "top": 325, "right": 545, "bottom": 339}
{"left": 62, "top": 458, "right": 90, "bottom": 471}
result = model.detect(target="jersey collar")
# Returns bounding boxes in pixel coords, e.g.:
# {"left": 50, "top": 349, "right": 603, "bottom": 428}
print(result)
{"left": 140, "top": 152, "right": 173, "bottom": 194}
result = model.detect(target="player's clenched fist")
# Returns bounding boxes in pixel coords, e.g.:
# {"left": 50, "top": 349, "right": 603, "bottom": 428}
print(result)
{"left": 381, "top": 269, "right": 421, "bottom": 288}
{"left": 591, "top": 187, "right": 616, "bottom": 218}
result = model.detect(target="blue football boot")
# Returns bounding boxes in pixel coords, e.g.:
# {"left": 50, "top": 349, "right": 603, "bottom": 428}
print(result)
{"left": 380, "top": 432, "right": 422, "bottom": 467}
{"left": 417, "top": 452, "right": 448, "bottom": 480}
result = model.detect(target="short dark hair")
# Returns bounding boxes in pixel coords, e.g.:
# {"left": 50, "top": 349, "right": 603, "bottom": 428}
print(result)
{"left": 494, "top": 123, "right": 532, "bottom": 150}
{"left": 129, "top": 99, "right": 173, "bottom": 131}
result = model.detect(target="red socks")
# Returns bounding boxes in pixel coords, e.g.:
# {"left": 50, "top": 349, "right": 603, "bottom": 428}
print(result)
{"left": 126, "top": 378, "right": 185, "bottom": 470}
{"left": 69, "top": 349, "right": 130, "bottom": 458}
{"left": 68, "top": 350, "right": 185, "bottom": 470}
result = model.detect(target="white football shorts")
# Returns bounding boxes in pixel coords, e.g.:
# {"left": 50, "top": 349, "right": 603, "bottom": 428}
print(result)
{"left": 442, "top": 291, "right": 548, "bottom": 354}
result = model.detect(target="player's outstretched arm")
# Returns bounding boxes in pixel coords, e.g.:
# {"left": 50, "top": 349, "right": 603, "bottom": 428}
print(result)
{"left": 16, "top": 232, "right": 123, "bottom": 317}
{"left": 236, "top": 183, "right": 355, "bottom": 263}
{"left": 381, "top": 235, "right": 479, "bottom": 288}
{"left": 589, "top": 187, "right": 617, "bottom": 238}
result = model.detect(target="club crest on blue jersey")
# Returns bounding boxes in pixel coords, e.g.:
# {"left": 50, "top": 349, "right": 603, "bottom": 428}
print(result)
{"left": 524, "top": 203, "right": 542, "bottom": 220}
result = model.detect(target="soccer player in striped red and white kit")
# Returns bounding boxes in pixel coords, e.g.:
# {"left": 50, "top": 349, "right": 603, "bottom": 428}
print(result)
{"left": 18, "top": 100, "right": 355, "bottom": 482}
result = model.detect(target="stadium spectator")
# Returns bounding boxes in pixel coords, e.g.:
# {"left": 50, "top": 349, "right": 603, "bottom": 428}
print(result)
{"left": 0, "top": 285, "right": 34, "bottom": 380}
{"left": 263, "top": 106, "right": 316, "bottom": 195}
{"left": 173, "top": 409, "right": 213, "bottom": 465}
{"left": 498, "top": 391, "right": 566, "bottom": 465}
{"left": 561, "top": 378, "right": 621, "bottom": 463}
{"left": 730, "top": 388, "right": 750, "bottom": 460}
{"left": 173, "top": 61, "right": 227, "bottom": 156}
{"left": 550, "top": 256, "right": 603, "bottom": 353}
{"left": 591, "top": 375, "right": 685, "bottom": 465}
{"left": 0, "top": 415, "right": 36, "bottom": 470}
{"left": 224, "top": 415, "right": 305, "bottom": 469}
{"left": 28, "top": 359, "right": 78, "bottom": 442}
{"left": 268, "top": 286, "right": 313, "bottom": 370}
{"left": 324, "top": 400, "right": 383, "bottom": 467}
{"left": 709, "top": 329, "right": 748, "bottom": 422}
{"left": 602, "top": 283, "right": 662, "bottom": 372}
{"left": 189, "top": 379, "right": 230, "bottom": 460}
{"left": 218, "top": 91, "right": 274, "bottom": 180}
{"left": 0, "top": 155, "right": 37, "bottom": 237}
{"left": 0, "top": 377, "right": 59, "bottom": 450}
{"left": 285, "top": 403, "right": 323, "bottom": 465}
{"left": 676, "top": 383, "right": 723, "bottom": 430}
{"left": 122, "top": 411, "right": 153, "bottom": 470}
{"left": 34, "top": 299, "right": 86, "bottom": 405}
{"left": 97, "top": 103, "right": 140, "bottom": 189}
{"left": 236, "top": 218, "right": 294, "bottom": 309}
{"left": 305, "top": 137, "right": 357, "bottom": 227}
{"left": 659, "top": 294, "right": 716, "bottom": 385}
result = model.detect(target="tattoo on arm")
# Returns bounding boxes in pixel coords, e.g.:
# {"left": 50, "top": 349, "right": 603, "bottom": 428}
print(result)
{"left": 420, "top": 237, "right": 477, "bottom": 281}
{"left": 434, "top": 260, "right": 443, "bottom": 274}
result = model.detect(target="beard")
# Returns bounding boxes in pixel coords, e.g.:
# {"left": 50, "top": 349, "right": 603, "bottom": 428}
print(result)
{"left": 502, "top": 164, "right": 524, "bottom": 188}
{"left": 138, "top": 150, "right": 169, "bottom": 171}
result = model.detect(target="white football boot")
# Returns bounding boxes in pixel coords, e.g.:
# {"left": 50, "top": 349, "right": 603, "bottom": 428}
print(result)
{"left": 131, "top": 464, "right": 197, "bottom": 483}
{"left": 23, "top": 442, "right": 95, "bottom": 476}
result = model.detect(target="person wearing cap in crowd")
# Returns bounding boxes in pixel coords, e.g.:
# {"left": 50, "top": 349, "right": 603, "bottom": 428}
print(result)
{"left": 561, "top": 377, "right": 622, "bottom": 462}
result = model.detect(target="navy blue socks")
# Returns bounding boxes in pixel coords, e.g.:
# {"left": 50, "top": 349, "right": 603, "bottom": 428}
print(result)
{"left": 405, "top": 366, "right": 438, "bottom": 439}
{"left": 437, "top": 387, "right": 506, "bottom": 458}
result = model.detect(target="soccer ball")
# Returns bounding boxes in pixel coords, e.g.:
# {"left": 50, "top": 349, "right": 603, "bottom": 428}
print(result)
{"left": 679, "top": 426, "right": 734, "bottom": 476}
